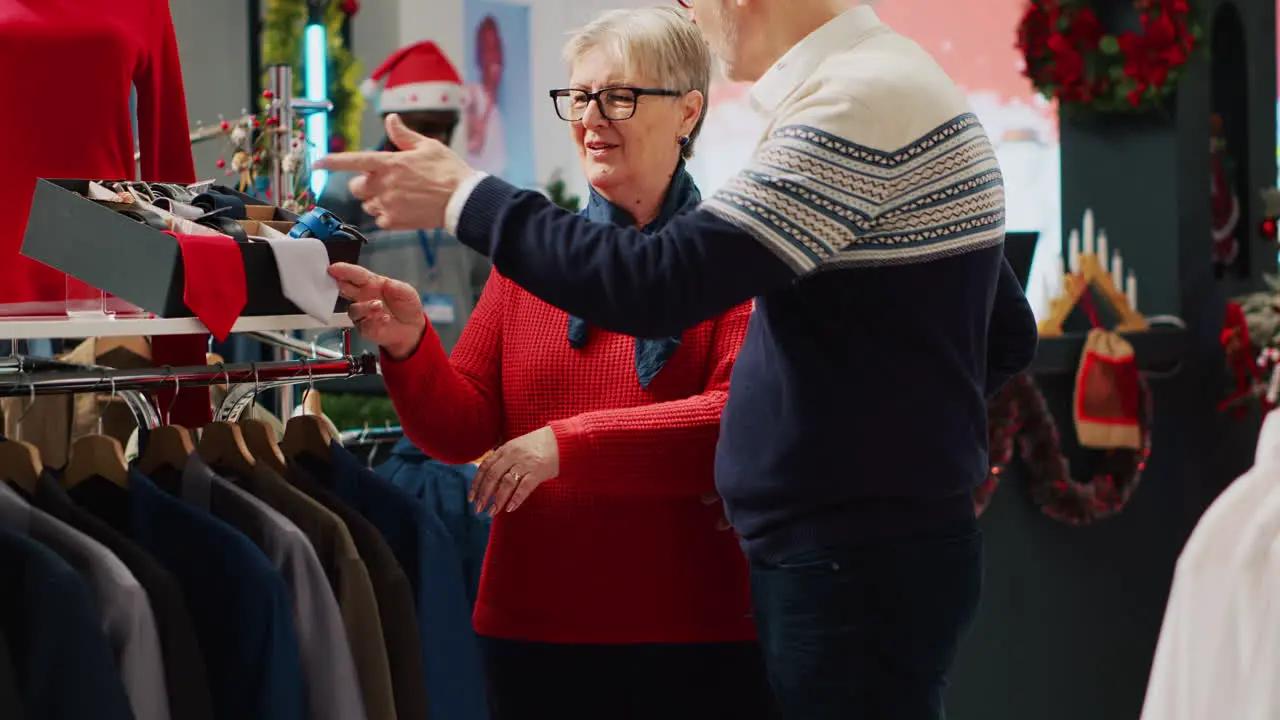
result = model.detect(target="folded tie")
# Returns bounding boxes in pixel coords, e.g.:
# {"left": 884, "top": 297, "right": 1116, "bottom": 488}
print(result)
{"left": 261, "top": 234, "right": 339, "bottom": 323}
{"left": 163, "top": 231, "right": 247, "bottom": 341}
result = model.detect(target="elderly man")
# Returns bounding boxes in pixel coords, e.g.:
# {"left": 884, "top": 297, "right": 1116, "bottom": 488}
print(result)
{"left": 318, "top": 0, "right": 1038, "bottom": 718}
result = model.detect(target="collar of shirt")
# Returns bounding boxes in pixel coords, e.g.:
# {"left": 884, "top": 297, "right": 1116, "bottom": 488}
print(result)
{"left": 749, "top": 5, "right": 888, "bottom": 116}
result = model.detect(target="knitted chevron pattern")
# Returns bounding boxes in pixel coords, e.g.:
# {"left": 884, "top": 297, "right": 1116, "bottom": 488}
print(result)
{"left": 704, "top": 112, "right": 1006, "bottom": 273}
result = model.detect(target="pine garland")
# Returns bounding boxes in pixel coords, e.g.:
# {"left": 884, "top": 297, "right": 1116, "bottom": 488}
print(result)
{"left": 261, "top": 0, "right": 364, "bottom": 151}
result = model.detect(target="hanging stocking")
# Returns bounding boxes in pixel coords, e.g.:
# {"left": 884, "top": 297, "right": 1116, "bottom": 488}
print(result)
{"left": 1073, "top": 293, "right": 1142, "bottom": 450}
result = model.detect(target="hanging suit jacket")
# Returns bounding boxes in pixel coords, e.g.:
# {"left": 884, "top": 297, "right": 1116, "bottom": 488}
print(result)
{"left": 240, "top": 462, "right": 398, "bottom": 720}
{"left": 0, "top": 526, "right": 134, "bottom": 720}
{"left": 287, "top": 464, "right": 429, "bottom": 720}
{"left": 295, "top": 443, "right": 489, "bottom": 720}
{"left": 32, "top": 473, "right": 214, "bottom": 720}
{"left": 70, "top": 471, "right": 306, "bottom": 720}
{"left": 375, "top": 437, "right": 491, "bottom": 608}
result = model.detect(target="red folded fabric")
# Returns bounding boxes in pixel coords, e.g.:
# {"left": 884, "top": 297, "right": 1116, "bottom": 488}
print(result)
{"left": 163, "top": 230, "right": 247, "bottom": 342}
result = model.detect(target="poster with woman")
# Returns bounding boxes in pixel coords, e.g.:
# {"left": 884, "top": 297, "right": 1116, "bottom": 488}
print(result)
{"left": 686, "top": 0, "right": 1063, "bottom": 317}
{"left": 464, "top": 0, "right": 536, "bottom": 188}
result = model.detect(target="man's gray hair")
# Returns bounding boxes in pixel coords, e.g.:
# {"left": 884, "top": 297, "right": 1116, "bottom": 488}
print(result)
{"left": 563, "top": 6, "right": 711, "bottom": 159}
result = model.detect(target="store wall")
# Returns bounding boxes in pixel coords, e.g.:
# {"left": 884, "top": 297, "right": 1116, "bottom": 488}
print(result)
{"left": 170, "top": 0, "right": 252, "bottom": 179}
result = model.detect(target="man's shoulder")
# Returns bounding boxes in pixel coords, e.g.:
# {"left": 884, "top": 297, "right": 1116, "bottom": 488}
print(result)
{"left": 775, "top": 31, "right": 981, "bottom": 154}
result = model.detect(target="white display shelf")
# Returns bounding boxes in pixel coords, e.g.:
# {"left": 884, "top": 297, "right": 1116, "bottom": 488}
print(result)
{"left": 0, "top": 313, "right": 352, "bottom": 340}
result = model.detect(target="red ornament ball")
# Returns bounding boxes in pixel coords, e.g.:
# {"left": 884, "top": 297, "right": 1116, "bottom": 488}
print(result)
{"left": 1262, "top": 217, "right": 1278, "bottom": 241}
{"left": 328, "top": 136, "right": 347, "bottom": 153}
{"left": 263, "top": 90, "right": 275, "bottom": 100}
{"left": 215, "top": 158, "right": 226, "bottom": 169}
{"left": 219, "top": 120, "right": 231, "bottom": 131}
{"left": 340, "top": 0, "right": 360, "bottom": 16}
{"left": 252, "top": 155, "right": 261, "bottom": 164}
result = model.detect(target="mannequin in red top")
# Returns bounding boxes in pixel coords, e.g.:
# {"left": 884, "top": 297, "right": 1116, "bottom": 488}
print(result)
{"left": 0, "top": 0, "right": 209, "bottom": 424}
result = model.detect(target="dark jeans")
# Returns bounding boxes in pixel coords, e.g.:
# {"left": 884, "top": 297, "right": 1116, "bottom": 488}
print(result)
{"left": 480, "top": 636, "right": 780, "bottom": 720}
{"left": 749, "top": 518, "right": 983, "bottom": 720}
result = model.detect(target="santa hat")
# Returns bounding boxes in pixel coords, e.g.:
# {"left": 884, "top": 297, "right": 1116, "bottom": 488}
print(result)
{"left": 360, "top": 41, "right": 463, "bottom": 114}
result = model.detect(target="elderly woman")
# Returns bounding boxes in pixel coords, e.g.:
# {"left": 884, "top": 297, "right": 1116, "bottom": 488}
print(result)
{"left": 329, "top": 7, "right": 776, "bottom": 719}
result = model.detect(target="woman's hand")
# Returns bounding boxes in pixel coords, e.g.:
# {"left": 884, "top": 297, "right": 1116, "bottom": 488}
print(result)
{"left": 470, "top": 427, "right": 560, "bottom": 516}
{"left": 329, "top": 263, "right": 426, "bottom": 360}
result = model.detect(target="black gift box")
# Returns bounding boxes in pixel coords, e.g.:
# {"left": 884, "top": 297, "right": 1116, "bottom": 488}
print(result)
{"left": 20, "top": 179, "right": 362, "bottom": 319}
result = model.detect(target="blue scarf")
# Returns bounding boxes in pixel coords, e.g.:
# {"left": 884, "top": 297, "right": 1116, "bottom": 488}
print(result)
{"left": 567, "top": 162, "right": 700, "bottom": 389}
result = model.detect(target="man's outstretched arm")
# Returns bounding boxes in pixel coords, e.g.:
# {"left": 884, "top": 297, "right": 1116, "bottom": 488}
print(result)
{"left": 448, "top": 174, "right": 797, "bottom": 338}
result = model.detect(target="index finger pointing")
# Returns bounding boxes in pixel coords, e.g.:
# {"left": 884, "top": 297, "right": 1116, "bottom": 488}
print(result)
{"left": 312, "top": 151, "right": 392, "bottom": 174}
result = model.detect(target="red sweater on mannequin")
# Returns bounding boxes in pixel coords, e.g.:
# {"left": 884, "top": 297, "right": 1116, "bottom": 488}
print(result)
{"left": 0, "top": 0, "right": 209, "bottom": 425}
{"left": 382, "top": 271, "right": 758, "bottom": 644}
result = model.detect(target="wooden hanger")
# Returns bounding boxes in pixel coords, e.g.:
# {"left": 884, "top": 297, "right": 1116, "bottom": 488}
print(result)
{"left": 64, "top": 435, "right": 129, "bottom": 489}
{"left": 1, "top": 367, "right": 43, "bottom": 494}
{"left": 138, "top": 425, "right": 195, "bottom": 476}
{"left": 281, "top": 389, "right": 332, "bottom": 462}
{"left": 0, "top": 439, "right": 42, "bottom": 495}
{"left": 197, "top": 422, "right": 257, "bottom": 476}
{"left": 240, "top": 419, "right": 286, "bottom": 474}
{"left": 95, "top": 335, "right": 151, "bottom": 362}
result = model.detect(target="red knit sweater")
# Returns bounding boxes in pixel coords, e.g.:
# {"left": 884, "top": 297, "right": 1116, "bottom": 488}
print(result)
{"left": 381, "top": 270, "right": 757, "bottom": 644}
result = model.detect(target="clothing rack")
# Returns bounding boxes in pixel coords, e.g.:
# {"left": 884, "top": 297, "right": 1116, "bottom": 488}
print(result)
{"left": 0, "top": 353, "right": 377, "bottom": 399}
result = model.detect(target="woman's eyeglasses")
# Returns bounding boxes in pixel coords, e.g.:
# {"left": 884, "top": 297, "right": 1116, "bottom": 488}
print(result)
{"left": 676, "top": 0, "right": 691, "bottom": 7}
{"left": 549, "top": 87, "right": 683, "bottom": 122}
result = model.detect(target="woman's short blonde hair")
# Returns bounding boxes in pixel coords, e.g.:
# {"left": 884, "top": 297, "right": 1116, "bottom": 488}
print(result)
{"left": 562, "top": 6, "right": 711, "bottom": 159}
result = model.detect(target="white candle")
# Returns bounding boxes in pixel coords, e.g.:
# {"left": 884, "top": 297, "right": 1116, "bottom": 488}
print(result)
{"left": 1097, "top": 231, "right": 1109, "bottom": 269}
{"left": 1083, "top": 209, "right": 1095, "bottom": 257}
{"left": 1068, "top": 229, "right": 1081, "bottom": 273}
{"left": 1126, "top": 271, "right": 1138, "bottom": 309}
{"left": 1111, "top": 251, "right": 1123, "bottom": 289}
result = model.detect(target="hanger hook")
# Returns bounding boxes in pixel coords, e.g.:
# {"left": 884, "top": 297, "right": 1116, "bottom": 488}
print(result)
{"left": 250, "top": 362, "right": 260, "bottom": 404}
{"left": 14, "top": 365, "right": 35, "bottom": 442}
{"left": 163, "top": 366, "right": 179, "bottom": 426}
{"left": 93, "top": 368, "right": 110, "bottom": 436}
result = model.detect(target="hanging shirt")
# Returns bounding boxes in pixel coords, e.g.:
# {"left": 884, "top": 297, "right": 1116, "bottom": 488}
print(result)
{"left": 240, "top": 462, "right": 398, "bottom": 720}
{"left": 0, "top": 0, "right": 196, "bottom": 309}
{"left": 69, "top": 470, "right": 306, "bottom": 720}
{"left": 376, "top": 437, "right": 490, "bottom": 608}
{"left": 0, "top": 525, "right": 134, "bottom": 720}
{"left": 31, "top": 473, "right": 214, "bottom": 720}
{"left": 0, "top": 482, "right": 170, "bottom": 720}
{"left": 166, "top": 456, "right": 368, "bottom": 720}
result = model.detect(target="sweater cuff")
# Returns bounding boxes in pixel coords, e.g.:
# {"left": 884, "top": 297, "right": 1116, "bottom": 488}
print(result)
{"left": 378, "top": 314, "right": 445, "bottom": 386}
{"left": 454, "top": 175, "right": 525, "bottom": 258}
{"left": 548, "top": 417, "right": 592, "bottom": 482}
{"left": 444, "top": 170, "right": 489, "bottom": 236}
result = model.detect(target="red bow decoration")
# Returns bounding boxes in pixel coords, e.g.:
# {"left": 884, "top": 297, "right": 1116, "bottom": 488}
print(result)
{"left": 1218, "top": 301, "right": 1266, "bottom": 416}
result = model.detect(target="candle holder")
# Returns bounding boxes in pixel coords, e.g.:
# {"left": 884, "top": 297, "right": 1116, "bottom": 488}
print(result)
{"left": 1039, "top": 253, "right": 1148, "bottom": 337}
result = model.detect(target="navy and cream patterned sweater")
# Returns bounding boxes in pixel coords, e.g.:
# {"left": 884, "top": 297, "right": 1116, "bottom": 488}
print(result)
{"left": 449, "top": 7, "right": 1038, "bottom": 561}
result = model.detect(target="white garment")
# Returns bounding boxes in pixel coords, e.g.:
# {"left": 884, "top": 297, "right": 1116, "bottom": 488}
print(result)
{"left": 1141, "top": 410, "right": 1280, "bottom": 720}
{"left": 0, "top": 482, "right": 171, "bottom": 720}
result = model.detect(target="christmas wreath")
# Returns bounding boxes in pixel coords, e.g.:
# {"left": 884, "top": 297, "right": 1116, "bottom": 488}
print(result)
{"left": 262, "top": 0, "right": 365, "bottom": 152}
{"left": 976, "top": 374, "right": 1152, "bottom": 523}
{"left": 1016, "top": 0, "right": 1203, "bottom": 117}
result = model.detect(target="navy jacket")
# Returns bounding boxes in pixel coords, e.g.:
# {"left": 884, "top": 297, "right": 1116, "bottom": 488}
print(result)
{"left": 0, "top": 526, "right": 133, "bottom": 720}
{"left": 375, "top": 437, "right": 491, "bottom": 607}
{"left": 298, "top": 443, "right": 489, "bottom": 720}
{"left": 70, "top": 471, "right": 306, "bottom": 720}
